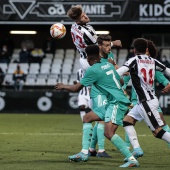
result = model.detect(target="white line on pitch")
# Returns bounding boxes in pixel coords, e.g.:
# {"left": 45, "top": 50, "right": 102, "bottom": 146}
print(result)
{"left": 0, "top": 132, "right": 152, "bottom": 136}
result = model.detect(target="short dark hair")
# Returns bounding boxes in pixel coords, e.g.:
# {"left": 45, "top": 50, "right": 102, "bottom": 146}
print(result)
{"left": 133, "top": 38, "right": 148, "bottom": 54}
{"left": 147, "top": 40, "right": 158, "bottom": 58}
{"left": 85, "top": 45, "right": 100, "bottom": 60}
{"left": 67, "top": 5, "right": 82, "bottom": 20}
{"left": 97, "top": 34, "right": 112, "bottom": 45}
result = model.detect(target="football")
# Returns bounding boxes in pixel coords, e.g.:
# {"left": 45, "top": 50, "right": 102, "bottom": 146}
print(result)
{"left": 50, "top": 23, "right": 66, "bottom": 39}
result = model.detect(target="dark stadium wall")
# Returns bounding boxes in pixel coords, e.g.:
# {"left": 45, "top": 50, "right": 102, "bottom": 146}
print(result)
{"left": 1, "top": 24, "right": 170, "bottom": 49}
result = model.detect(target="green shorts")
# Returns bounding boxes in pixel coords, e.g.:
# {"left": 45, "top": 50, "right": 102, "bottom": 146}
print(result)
{"left": 93, "top": 101, "right": 129, "bottom": 126}
{"left": 91, "top": 94, "right": 107, "bottom": 109}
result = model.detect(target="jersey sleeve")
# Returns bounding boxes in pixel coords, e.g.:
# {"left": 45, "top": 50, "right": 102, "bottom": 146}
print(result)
{"left": 155, "top": 71, "right": 169, "bottom": 86}
{"left": 155, "top": 59, "right": 166, "bottom": 72}
{"left": 80, "top": 67, "right": 97, "bottom": 86}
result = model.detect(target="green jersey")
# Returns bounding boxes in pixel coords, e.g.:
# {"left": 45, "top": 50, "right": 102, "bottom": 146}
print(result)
{"left": 80, "top": 61, "right": 130, "bottom": 105}
{"left": 90, "top": 52, "right": 115, "bottom": 98}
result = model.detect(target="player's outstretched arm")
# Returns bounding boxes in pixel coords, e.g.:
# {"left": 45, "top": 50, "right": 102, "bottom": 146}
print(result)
{"left": 116, "top": 66, "right": 129, "bottom": 76}
{"left": 54, "top": 83, "right": 83, "bottom": 92}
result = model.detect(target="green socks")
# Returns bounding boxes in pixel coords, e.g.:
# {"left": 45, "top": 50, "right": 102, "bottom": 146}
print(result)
{"left": 82, "top": 123, "right": 93, "bottom": 150}
{"left": 97, "top": 123, "right": 105, "bottom": 151}
{"left": 89, "top": 122, "right": 98, "bottom": 150}
{"left": 111, "top": 134, "right": 132, "bottom": 158}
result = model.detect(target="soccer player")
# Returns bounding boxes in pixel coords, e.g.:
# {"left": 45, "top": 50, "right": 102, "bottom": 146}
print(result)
{"left": 74, "top": 69, "right": 91, "bottom": 121}
{"left": 67, "top": 5, "right": 121, "bottom": 71}
{"left": 89, "top": 35, "right": 117, "bottom": 157}
{"left": 123, "top": 40, "right": 170, "bottom": 150}
{"left": 67, "top": 5, "right": 121, "bottom": 157}
{"left": 55, "top": 44, "right": 139, "bottom": 168}
{"left": 116, "top": 38, "right": 170, "bottom": 162}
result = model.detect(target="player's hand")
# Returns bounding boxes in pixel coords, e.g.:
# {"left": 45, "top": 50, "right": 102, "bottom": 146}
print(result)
{"left": 108, "top": 59, "right": 119, "bottom": 69}
{"left": 162, "top": 83, "right": 170, "bottom": 93}
{"left": 54, "top": 83, "right": 64, "bottom": 90}
{"left": 123, "top": 72, "right": 130, "bottom": 76}
{"left": 112, "top": 40, "right": 122, "bottom": 47}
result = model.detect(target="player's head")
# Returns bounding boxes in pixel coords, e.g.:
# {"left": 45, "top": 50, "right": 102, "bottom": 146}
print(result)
{"left": 133, "top": 38, "right": 148, "bottom": 55}
{"left": 85, "top": 45, "right": 100, "bottom": 66}
{"left": 67, "top": 5, "right": 90, "bottom": 25}
{"left": 97, "top": 34, "right": 112, "bottom": 55}
{"left": 146, "top": 40, "right": 158, "bottom": 58}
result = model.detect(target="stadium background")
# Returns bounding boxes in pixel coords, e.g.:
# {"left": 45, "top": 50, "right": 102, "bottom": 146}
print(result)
{"left": 0, "top": 0, "right": 170, "bottom": 114}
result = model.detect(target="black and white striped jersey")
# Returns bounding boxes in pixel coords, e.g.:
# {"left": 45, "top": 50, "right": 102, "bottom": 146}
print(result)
{"left": 117, "top": 54, "right": 167, "bottom": 103}
{"left": 71, "top": 23, "right": 97, "bottom": 59}
{"left": 77, "top": 69, "right": 90, "bottom": 96}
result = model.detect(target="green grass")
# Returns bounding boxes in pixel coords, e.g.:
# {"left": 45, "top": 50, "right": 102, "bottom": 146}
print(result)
{"left": 0, "top": 114, "right": 170, "bottom": 170}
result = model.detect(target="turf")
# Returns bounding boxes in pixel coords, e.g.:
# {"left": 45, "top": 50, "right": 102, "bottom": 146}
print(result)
{"left": 0, "top": 114, "right": 170, "bottom": 170}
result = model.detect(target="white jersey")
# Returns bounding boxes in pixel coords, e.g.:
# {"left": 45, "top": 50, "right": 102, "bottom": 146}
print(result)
{"left": 117, "top": 54, "right": 167, "bottom": 103}
{"left": 77, "top": 69, "right": 90, "bottom": 97}
{"left": 71, "top": 23, "right": 97, "bottom": 59}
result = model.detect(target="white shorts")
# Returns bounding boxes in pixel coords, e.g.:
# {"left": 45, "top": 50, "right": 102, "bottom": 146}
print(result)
{"left": 128, "top": 98, "right": 163, "bottom": 131}
{"left": 79, "top": 58, "right": 90, "bottom": 72}
{"left": 78, "top": 95, "right": 90, "bottom": 108}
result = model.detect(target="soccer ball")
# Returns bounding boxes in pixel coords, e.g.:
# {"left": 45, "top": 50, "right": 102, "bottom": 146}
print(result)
{"left": 50, "top": 23, "right": 66, "bottom": 39}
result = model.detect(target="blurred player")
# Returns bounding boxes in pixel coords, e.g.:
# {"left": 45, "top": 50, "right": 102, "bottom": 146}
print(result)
{"left": 116, "top": 38, "right": 170, "bottom": 163}
{"left": 55, "top": 45, "right": 139, "bottom": 168}
{"left": 74, "top": 69, "right": 91, "bottom": 121}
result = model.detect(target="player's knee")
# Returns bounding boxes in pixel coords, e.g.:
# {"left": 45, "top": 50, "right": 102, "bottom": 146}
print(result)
{"left": 79, "top": 106, "right": 86, "bottom": 111}
{"left": 123, "top": 121, "right": 133, "bottom": 127}
{"left": 155, "top": 129, "right": 166, "bottom": 139}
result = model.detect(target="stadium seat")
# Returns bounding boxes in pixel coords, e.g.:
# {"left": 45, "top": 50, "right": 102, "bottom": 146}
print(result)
{"left": 19, "top": 63, "right": 29, "bottom": 74}
{"left": 11, "top": 53, "right": 19, "bottom": 63}
{"left": 65, "top": 49, "right": 75, "bottom": 55}
{"left": 45, "top": 53, "right": 53, "bottom": 59}
{"left": 7, "top": 63, "right": 18, "bottom": 74}
{"left": 60, "top": 74, "right": 69, "bottom": 84}
{"left": 47, "top": 78, "right": 57, "bottom": 86}
{"left": 54, "top": 53, "right": 64, "bottom": 60}
{"left": 36, "top": 77, "right": 46, "bottom": 85}
{"left": 40, "top": 63, "right": 51, "bottom": 74}
{"left": 42, "top": 58, "right": 52, "bottom": 64}
{"left": 68, "top": 74, "right": 77, "bottom": 85}
{"left": 3, "top": 74, "right": 13, "bottom": 85}
{"left": 29, "top": 63, "right": 40, "bottom": 74}
{"left": 51, "top": 64, "right": 61, "bottom": 74}
{"left": 55, "top": 49, "right": 65, "bottom": 55}
{"left": 65, "top": 53, "right": 75, "bottom": 60}
{"left": 53, "top": 58, "right": 63, "bottom": 65}
{"left": 62, "top": 64, "right": 72, "bottom": 74}
{"left": 0, "top": 63, "right": 8, "bottom": 73}
{"left": 25, "top": 77, "right": 36, "bottom": 86}
{"left": 63, "top": 58, "right": 74, "bottom": 65}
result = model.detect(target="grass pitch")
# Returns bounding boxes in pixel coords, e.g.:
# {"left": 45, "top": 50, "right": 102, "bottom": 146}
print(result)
{"left": 0, "top": 114, "right": 170, "bottom": 170}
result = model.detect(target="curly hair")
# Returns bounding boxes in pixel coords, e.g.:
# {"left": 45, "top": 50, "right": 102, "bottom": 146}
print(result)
{"left": 67, "top": 5, "right": 82, "bottom": 21}
{"left": 147, "top": 40, "right": 158, "bottom": 58}
{"left": 133, "top": 38, "right": 148, "bottom": 54}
